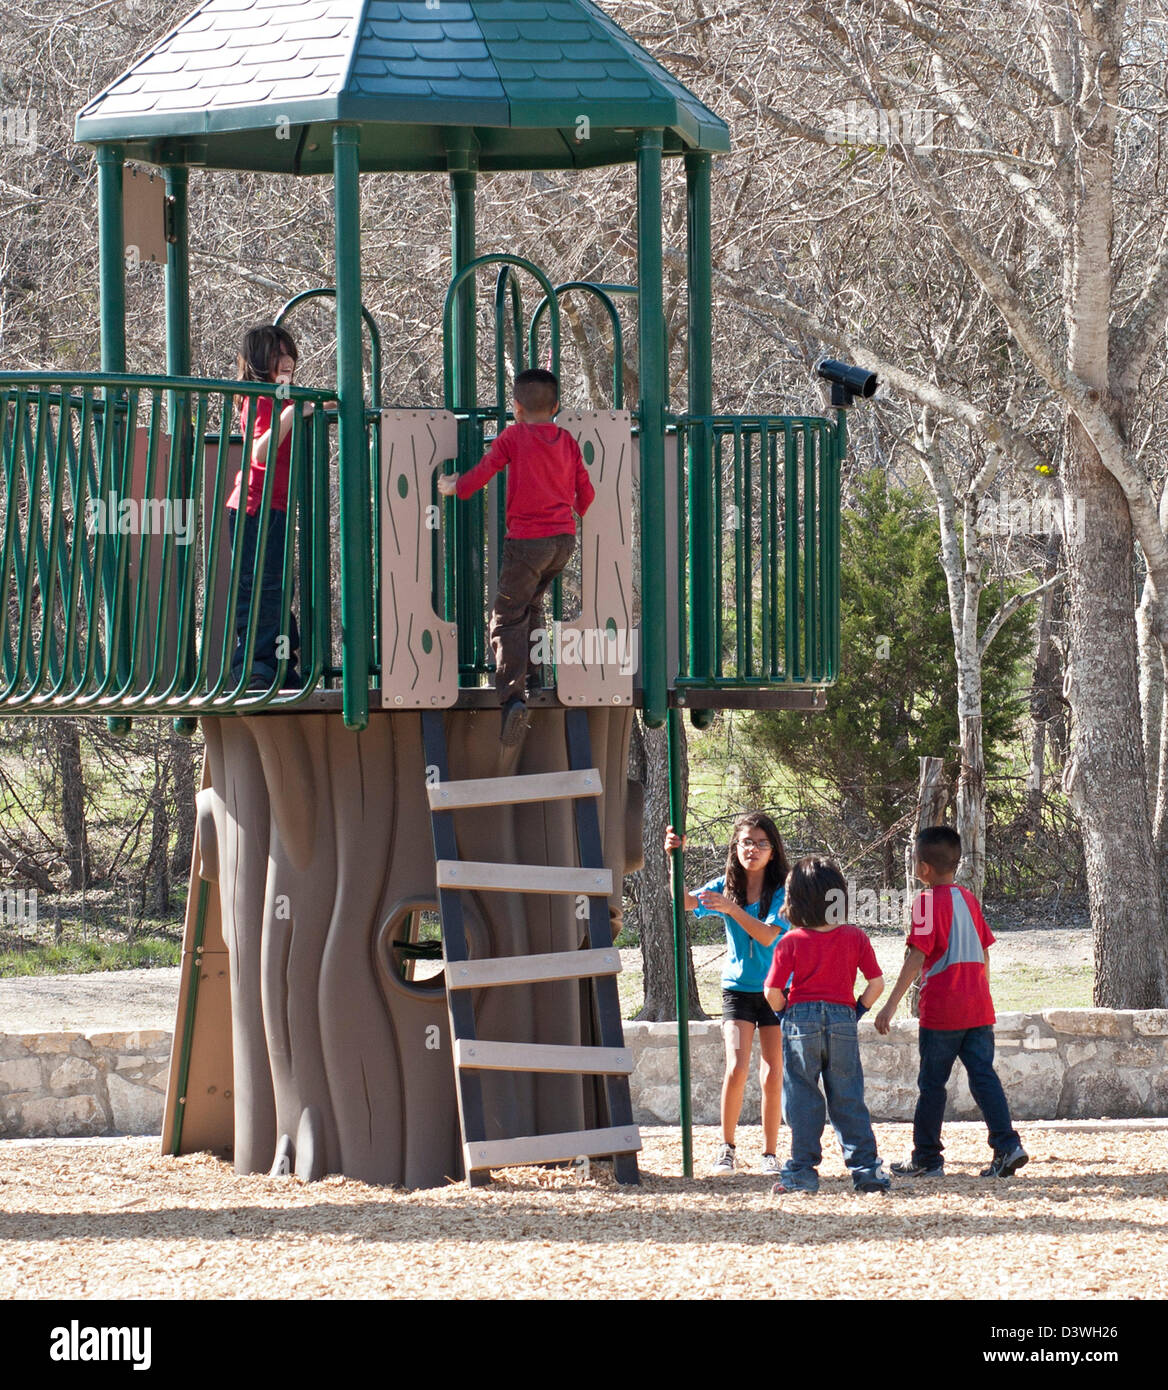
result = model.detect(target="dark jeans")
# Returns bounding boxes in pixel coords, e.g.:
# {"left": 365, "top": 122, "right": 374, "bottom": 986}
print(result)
{"left": 913, "top": 1024, "right": 1021, "bottom": 1166}
{"left": 490, "top": 534, "right": 575, "bottom": 703}
{"left": 780, "top": 1001, "right": 883, "bottom": 1192}
{"left": 228, "top": 507, "right": 300, "bottom": 687}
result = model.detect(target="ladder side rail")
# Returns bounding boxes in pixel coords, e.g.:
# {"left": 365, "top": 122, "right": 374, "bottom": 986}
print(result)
{"left": 565, "top": 709, "right": 641, "bottom": 1185}
{"left": 421, "top": 711, "right": 491, "bottom": 1187}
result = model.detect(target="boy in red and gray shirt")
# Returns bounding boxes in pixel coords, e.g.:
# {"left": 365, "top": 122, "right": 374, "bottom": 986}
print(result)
{"left": 875, "top": 826, "right": 1028, "bottom": 1179}
{"left": 439, "top": 369, "right": 594, "bottom": 744}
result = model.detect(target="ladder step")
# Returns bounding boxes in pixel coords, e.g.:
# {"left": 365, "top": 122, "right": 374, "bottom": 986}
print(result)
{"left": 465, "top": 1125, "right": 643, "bottom": 1172}
{"left": 455, "top": 1039, "right": 633, "bottom": 1075}
{"left": 447, "top": 947, "right": 623, "bottom": 990}
{"left": 437, "top": 860, "right": 613, "bottom": 896}
{"left": 428, "top": 768, "right": 603, "bottom": 811}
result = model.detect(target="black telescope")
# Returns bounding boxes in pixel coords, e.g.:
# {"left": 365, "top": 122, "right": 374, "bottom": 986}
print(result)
{"left": 817, "top": 359, "right": 878, "bottom": 407}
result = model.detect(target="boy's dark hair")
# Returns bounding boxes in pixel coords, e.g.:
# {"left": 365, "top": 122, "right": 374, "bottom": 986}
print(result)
{"left": 723, "top": 811, "right": 791, "bottom": 921}
{"left": 783, "top": 855, "right": 848, "bottom": 928}
{"left": 915, "top": 825, "right": 962, "bottom": 875}
{"left": 514, "top": 368, "right": 559, "bottom": 415}
{"left": 237, "top": 324, "right": 298, "bottom": 383}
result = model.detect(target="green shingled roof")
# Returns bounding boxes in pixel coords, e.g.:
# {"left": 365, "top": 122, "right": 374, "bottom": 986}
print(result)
{"left": 74, "top": 0, "right": 730, "bottom": 171}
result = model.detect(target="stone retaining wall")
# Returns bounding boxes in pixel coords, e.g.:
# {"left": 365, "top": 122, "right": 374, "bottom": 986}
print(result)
{"left": 627, "top": 1010, "right": 1168, "bottom": 1125}
{"left": 3, "top": 1011, "right": 1167, "bottom": 1138}
{"left": 0, "top": 1030, "right": 171, "bottom": 1138}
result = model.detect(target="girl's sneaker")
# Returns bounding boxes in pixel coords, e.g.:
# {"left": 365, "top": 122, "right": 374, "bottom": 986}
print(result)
{"left": 761, "top": 1153, "right": 780, "bottom": 1176}
{"left": 710, "top": 1142, "right": 736, "bottom": 1175}
{"left": 891, "top": 1157, "right": 944, "bottom": 1178}
{"left": 980, "top": 1146, "right": 1029, "bottom": 1178}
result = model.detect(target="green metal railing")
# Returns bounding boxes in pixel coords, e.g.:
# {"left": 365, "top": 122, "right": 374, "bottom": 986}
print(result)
{"left": 0, "top": 372, "right": 333, "bottom": 714}
{"left": 673, "top": 414, "right": 842, "bottom": 689}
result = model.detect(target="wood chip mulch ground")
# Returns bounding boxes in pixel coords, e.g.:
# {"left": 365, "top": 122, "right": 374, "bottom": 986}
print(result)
{"left": 3, "top": 1123, "right": 1166, "bottom": 1300}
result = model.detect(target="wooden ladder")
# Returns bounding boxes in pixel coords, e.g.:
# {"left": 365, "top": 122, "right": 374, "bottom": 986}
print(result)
{"left": 421, "top": 708, "right": 641, "bottom": 1187}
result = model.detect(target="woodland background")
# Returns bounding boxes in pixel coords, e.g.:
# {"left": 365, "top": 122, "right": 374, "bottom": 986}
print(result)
{"left": 4, "top": 0, "right": 1166, "bottom": 1010}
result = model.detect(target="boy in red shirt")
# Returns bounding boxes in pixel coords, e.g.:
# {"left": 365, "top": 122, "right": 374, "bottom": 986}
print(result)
{"left": 438, "top": 369, "right": 594, "bottom": 744}
{"left": 763, "top": 856, "right": 889, "bottom": 1194}
{"left": 875, "top": 826, "right": 1028, "bottom": 1179}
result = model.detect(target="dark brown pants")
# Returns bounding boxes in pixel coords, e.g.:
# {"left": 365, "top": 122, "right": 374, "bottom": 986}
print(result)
{"left": 490, "top": 534, "right": 576, "bottom": 702}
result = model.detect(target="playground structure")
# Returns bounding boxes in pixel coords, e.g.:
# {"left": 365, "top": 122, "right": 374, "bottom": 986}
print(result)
{"left": 0, "top": 0, "right": 854, "bottom": 1186}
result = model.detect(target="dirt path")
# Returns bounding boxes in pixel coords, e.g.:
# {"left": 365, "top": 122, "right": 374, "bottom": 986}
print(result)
{"left": 3, "top": 1122, "right": 1165, "bottom": 1300}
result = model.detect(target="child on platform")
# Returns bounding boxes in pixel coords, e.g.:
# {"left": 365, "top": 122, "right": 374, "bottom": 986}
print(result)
{"left": 764, "top": 856, "right": 890, "bottom": 1194}
{"left": 226, "top": 324, "right": 320, "bottom": 690}
{"left": 438, "top": 368, "right": 594, "bottom": 745}
{"left": 874, "top": 826, "right": 1028, "bottom": 1179}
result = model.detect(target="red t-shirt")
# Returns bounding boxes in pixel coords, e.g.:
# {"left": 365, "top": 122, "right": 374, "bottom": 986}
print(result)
{"left": 227, "top": 396, "right": 292, "bottom": 515}
{"left": 909, "top": 884, "right": 996, "bottom": 1030}
{"left": 764, "top": 924, "right": 881, "bottom": 1007}
{"left": 455, "top": 421, "right": 595, "bottom": 538}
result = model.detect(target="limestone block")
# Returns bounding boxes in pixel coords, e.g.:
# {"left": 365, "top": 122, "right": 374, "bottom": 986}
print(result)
{"left": 0, "top": 1098, "right": 20, "bottom": 1134}
{"left": 1132, "top": 1011, "right": 1168, "bottom": 1038}
{"left": 1064, "top": 1041, "right": 1099, "bottom": 1069}
{"left": 0, "top": 1057, "right": 42, "bottom": 1093}
{"left": 994, "top": 1012, "right": 1029, "bottom": 1035}
{"left": 994, "top": 1049, "right": 1065, "bottom": 1120}
{"left": 865, "top": 1080, "right": 917, "bottom": 1122}
{"left": 86, "top": 1029, "right": 171, "bottom": 1053}
{"left": 1045, "top": 1010, "right": 1126, "bottom": 1038}
{"left": 635, "top": 1046, "right": 678, "bottom": 1085}
{"left": 1064, "top": 1069, "right": 1149, "bottom": 1119}
{"left": 107, "top": 1071, "right": 166, "bottom": 1134}
{"left": 24, "top": 1032, "right": 86, "bottom": 1055}
{"left": 635, "top": 1084, "right": 680, "bottom": 1125}
{"left": 20, "top": 1094, "right": 105, "bottom": 1136}
{"left": 48, "top": 1055, "right": 100, "bottom": 1091}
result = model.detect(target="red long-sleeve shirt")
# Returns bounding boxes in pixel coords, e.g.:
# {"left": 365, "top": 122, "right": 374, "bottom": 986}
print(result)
{"left": 454, "top": 422, "right": 594, "bottom": 538}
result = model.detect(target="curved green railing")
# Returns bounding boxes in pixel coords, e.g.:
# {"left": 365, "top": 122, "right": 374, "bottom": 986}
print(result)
{"left": 0, "top": 371, "right": 332, "bottom": 714}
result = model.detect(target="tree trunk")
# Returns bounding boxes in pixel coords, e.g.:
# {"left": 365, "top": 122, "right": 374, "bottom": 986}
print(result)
{"left": 141, "top": 755, "right": 170, "bottom": 918}
{"left": 631, "top": 716, "right": 705, "bottom": 1021}
{"left": 1064, "top": 420, "right": 1168, "bottom": 1006}
{"left": 53, "top": 719, "right": 92, "bottom": 889}
{"left": 169, "top": 731, "right": 197, "bottom": 880}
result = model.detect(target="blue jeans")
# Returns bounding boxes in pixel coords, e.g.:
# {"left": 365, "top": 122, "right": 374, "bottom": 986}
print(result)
{"left": 913, "top": 1024, "right": 1021, "bottom": 1167}
{"left": 228, "top": 508, "right": 300, "bottom": 687}
{"left": 780, "top": 1001, "right": 883, "bottom": 1192}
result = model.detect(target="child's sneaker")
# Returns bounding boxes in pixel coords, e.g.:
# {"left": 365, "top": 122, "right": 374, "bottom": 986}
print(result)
{"left": 760, "top": 1153, "right": 780, "bottom": 1176}
{"left": 500, "top": 696, "right": 530, "bottom": 746}
{"left": 891, "top": 1157, "right": 944, "bottom": 1178}
{"left": 980, "top": 1145, "right": 1029, "bottom": 1178}
{"left": 853, "top": 1162, "right": 891, "bottom": 1194}
{"left": 710, "top": 1142, "right": 736, "bottom": 1175}
{"left": 771, "top": 1177, "right": 817, "bottom": 1195}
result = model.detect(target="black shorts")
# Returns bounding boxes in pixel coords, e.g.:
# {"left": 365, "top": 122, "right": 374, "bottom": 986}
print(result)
{"left": 721, "top": 989, "right": 781, "bottom": 1027}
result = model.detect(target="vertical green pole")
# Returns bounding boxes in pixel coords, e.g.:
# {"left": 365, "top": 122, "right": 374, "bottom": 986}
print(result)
{"left": 97, "top": 146, "right": 132, "bottom": 734}
{"left": 97, "top": 146, "right": 126, "bottom": 375}
{"left": 165, "top": 167, "right": 198, "bottom": 734}
{"left": 831, "top": 409, "right": 845, "bottom": 679}
{"left": 448, "top": 134, "right": 481, "bottom": 678}
{"left": 685, "top": 152, "right": 714, "bottom": 685}
{"left": 667, "top": 706, "right": 693, "bottom": 1178}
{"left": 637, "top": 131, "right": 667, "bottom": 728}
{"left": 333, "top": 124, "right": 370, "bottom": 731}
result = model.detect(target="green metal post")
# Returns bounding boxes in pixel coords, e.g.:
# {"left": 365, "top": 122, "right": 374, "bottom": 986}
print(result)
{"left": 97, "top": 146, "right": 131, "bottom": 734}
{"left": 667, "top": 706, "right": 693, "bottom": 1178}
{"left": 685, "top": 153, "right": 714, "bottom": 680}
{"left": 97, "top": 147, "right": 126, "bottom": 376}
{"left": 333, "top": 124, "right": 370, "bottom": 731}
{"left": 685, "top": 152, "right": 716, "bottom": 730}
{"left": 636, "top": 130, "right": 667, "bottom": 728}
{"left": 165, "top": 167, "right": 198, "bottom": 736}
{"left": 448, "top": 134, "right": 481, "bottom": 678}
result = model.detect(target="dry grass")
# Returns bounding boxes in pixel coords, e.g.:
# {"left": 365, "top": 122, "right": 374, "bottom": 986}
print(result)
{"left": 3, "top": 1123, "right": 1167, "bottom": 1300}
